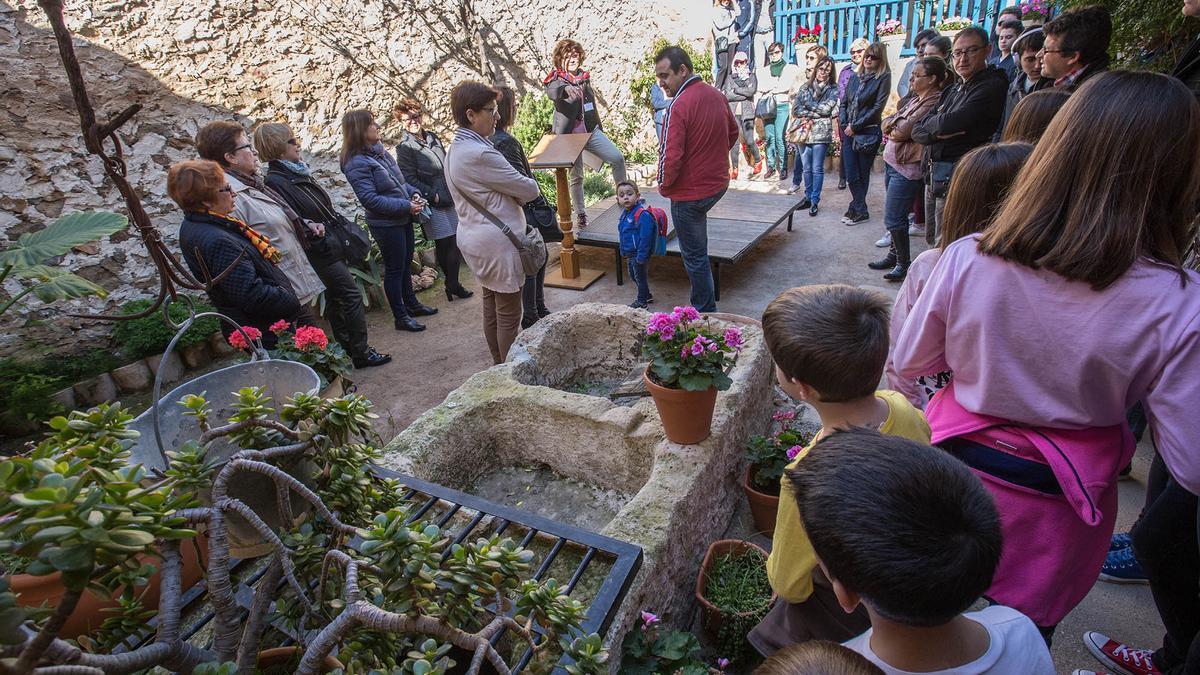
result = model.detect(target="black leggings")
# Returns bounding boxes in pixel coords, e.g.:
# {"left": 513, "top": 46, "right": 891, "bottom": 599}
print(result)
{"left": 434, "top": 235, "right": 465, "bottom": 292}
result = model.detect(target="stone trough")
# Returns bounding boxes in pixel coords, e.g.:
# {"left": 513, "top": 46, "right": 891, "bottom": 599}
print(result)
{"left": 379, "top": 302, "right": 774, "bottom": 655}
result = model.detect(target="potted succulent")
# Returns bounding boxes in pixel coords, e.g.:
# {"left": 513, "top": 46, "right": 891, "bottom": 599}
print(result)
{"left": 937, "top": 16, "right": 974, "bottom": 39}
{"left": 742, "top": 408, "right": 814, "bottom": 536}
{"left": 694, "top": 540, "right": 774, "bottom": 662}
{"left": 641, "top": 307, "right": 744, "bottom": 444}
{"left": 1, "top": 387, "right": 611, "bottom": 675}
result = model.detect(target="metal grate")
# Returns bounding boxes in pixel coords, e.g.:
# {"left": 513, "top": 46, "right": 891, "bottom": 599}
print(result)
{"left": 119, "top": 468, "right": 644, "bottom": 672}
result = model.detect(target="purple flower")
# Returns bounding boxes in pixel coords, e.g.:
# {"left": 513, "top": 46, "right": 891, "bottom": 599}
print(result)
{"left": 786, "top": 445, "right": 804, "bottom": 460}
{"left": 680, "top": 346, "right": 690, "bottom": 359}
{"left": 707, "top": 342, "right": 718, "bottom": 352}
{"left": 690, "top": 342, "right": 706, "bottom": 356}
{"left": 640, "top": 610, "right": 660, "bottom": 627}
{"left": 659, "top": 325, "right": 675, "bottom": 341}
{"left": 717, "top": 658, "right": 730, "bottom": 671}
{"left": 772, "top": 410, "right": 797, "bottom": 422}
{"left": 723, "top": 327, "right": 745, "bottom": 352}
{"left": 646, "top": 312, "right": 680, "bottom": 338}
{"left": 672, "top": 305, "right": 701, "bottom": 324}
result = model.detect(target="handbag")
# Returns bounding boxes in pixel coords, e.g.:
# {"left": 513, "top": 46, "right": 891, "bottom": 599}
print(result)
{"left": 522, "top": 195, "right": 563, "bottom": 243}
{"left": 851, "top": 128, "right": 881, "bottom": 153}
{"left": 785, "top": 117, "right": 813, "bottom": 144}
{"left": 454, "top": 185, "right": 547, "bottom": 277}
{"left": 929, "top": 159, "right": 956, "bottom": 199}
{"left": 754, "top": 96, "right": 777, "bottom": 122}
{"left": 329, "top": 215, "right": 372, "bottom": 266}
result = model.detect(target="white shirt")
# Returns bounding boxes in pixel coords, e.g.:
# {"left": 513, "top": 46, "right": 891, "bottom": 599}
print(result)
{"left": 842, "top": 606, "right": 1054, "bottom": 675}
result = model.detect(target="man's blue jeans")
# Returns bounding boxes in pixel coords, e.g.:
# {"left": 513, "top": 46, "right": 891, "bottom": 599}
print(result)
{"left": 628, "top": 258, "right": 651, "bottom": 304}
{"left": 801, "top": 143, "right": 829, "bottom": 204}
{"left": 671, "top": 188, "right": 726, "bottom": 312}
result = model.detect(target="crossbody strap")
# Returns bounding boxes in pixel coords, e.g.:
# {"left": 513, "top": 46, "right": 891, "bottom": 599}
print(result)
{"left": 443, "top": 157, "right": 525, "bottom": 250}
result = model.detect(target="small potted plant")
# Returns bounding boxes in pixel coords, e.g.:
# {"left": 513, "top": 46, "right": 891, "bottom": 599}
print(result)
{"left": 227, "top": 321, "right": 354, "bottom": 394}
{"left": 1020, "top": 0, "right": 1048, "bottom": 26}
{"left": 937, "top": 16, "right": 974, "bottom": 38}
{"left": 642, "top": 307, "right": 744, "bottom": 444}
{"left": 742, "top": 409, "right": 814, "bottom": 536}
{"left": 876, "top": 18, "right": 905, "bottom": 38}
{"left": 694, "top": 540, "right": 774, "bottom": 661}
{"left": 791, "top": 24, "right": 822, "bottom": 67}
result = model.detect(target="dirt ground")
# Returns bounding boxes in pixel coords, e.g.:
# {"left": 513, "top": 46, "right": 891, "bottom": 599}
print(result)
{"left": 351, "top": 169, "right": 1162, "bottom": 674}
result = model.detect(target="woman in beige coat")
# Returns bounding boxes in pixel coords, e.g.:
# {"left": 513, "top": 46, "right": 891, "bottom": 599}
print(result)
{"left": 444, "top": 81, "right": 542, "bottom": 364}
{"left": 195, "top": 121, "right": 325, "bottom": 305}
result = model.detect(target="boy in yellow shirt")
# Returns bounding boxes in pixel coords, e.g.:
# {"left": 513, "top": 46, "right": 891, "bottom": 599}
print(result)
{"left": 749, "top": 285, "right": 931, "bottom": 656}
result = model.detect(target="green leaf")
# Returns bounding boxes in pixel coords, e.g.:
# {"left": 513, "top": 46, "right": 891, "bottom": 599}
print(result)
{"left": 412, "top": 659, "right": 432, "bottom": 675}
{"left": 48, "top": 546, "right": 94, "bottom": 573}
{"left": 651, "top": 629, "right": 699, "bottom": 661}
{"left": 677, "top": 373, "right": 713, "bottom": 392}
{"left": 16, "top": 266, "right": 109, "bottom": 302}
{"left": 0, "top": 211, "right": 127, "bottom": 268}
{"left": 108, "top": 530, "right": 155, "bottom": 548}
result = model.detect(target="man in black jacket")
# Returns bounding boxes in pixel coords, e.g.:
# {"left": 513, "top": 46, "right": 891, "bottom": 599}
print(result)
{"left": 912, "top": 26, "right": 1009, "bottom": 246}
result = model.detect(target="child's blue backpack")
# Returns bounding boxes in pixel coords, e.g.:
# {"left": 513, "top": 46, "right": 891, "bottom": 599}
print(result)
{"left": 633, "top": 205, "right": 670, "bottom": 256}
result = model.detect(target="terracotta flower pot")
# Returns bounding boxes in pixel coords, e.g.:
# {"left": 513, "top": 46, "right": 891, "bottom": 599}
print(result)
{"left": 258, "top": 646, "right": 343, "bottom": 673}
{"left": 12, "top": 533, "right": 208, "bottom": 639}
{"left": 742, "top": 465, "right": 780, "bottom": 537}
{"left": 694, "top": 539, "right": 775, "bottom": 641}
{"left": 643, "top": 369, "right": 718, "bottom": 445}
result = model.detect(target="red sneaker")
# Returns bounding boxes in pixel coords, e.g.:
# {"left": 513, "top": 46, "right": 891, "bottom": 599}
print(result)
{"left": 751, "top": 159, "right": 763, "bottom": 177}
{"left": 731, "top": 167, "right": 739, "bottom": 180}
{"left": 1084, "top": 632, "right": 1162, "bottom": 675}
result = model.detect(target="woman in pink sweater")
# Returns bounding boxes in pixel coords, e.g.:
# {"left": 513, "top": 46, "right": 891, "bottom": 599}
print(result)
{"left": 893, "top": 71, "right": 1200, "bottom": 636}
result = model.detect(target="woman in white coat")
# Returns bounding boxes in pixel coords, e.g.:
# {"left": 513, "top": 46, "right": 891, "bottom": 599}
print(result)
{"left": 444, "top": 81, "right": 542, "bottom": 365}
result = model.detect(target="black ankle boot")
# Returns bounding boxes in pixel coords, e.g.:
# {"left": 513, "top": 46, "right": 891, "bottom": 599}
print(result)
{"left": 883, "top": 264, "right": 909, "bottom": 281}
{"left": 868, "top": 243, "right": 897, "bottom": 270}
{"left": 884, "top": 229, "right": 911, "bottom": 281}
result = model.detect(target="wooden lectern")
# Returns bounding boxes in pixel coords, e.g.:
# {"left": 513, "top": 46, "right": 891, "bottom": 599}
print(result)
{"left": 528, "top": 133, "right": 605, "bottom": 290}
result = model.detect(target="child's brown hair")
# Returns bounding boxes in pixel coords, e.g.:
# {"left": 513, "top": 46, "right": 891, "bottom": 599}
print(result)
{"left": 755, "top": 640, "right": 884, "bottom": 675}
{"left": 615, "top": 180, "right": 640, "bottom": 194}
{"left": 761, "top": 285, "right": 890, "bottom": 402}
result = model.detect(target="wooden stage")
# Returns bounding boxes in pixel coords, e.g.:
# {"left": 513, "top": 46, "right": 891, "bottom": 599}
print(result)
{"left": 573, "top": 189, "right": 801, "bottom": 300}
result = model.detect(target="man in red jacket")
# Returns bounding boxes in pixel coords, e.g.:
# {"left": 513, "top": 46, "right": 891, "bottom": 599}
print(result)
{"left": 655, "top": 46, "right": 739, "bottom": 312}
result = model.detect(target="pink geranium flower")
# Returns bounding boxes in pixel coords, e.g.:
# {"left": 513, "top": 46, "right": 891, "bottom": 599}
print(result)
{"left": 293, "top": 325, "right": 329, "bottom": 351}
{"left": 227, "top": 325, "right": 262, "bottom": 351}
{"left": 640, "top": 610, "right": 660, "bottom": 627}
{"left": 269, "top": 319, "right": 290, "bottom": 335}
{"left": 786, "top": 445, "right": 804, "bottom": 460}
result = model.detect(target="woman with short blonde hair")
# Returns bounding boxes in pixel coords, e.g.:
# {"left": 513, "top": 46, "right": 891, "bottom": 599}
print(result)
{"left": 254, "top": 122, "right": 389, "bottom": 368}
{"left": 838, "top": 41, "right": 891, "bottom": 224}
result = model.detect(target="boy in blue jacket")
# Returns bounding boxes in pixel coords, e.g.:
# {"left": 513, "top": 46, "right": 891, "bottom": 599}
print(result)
{"left": 616, "top": 181, "right": 656, "bottom": 308}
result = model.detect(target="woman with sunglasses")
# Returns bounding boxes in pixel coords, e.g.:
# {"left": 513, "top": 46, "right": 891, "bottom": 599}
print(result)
{"left": 393, "top": 98, "right": 473, "bottom": 303}
{"left": 720, "top": 50, "right": 762, "bottom": 179}
{"left": 836, "top": 38, "right": 870, "bottom": 190}
{"left": 255, "top": 123, "right": 390, "bottom": 369}
{"left": 838, "top": 41, "right": 891, "bottom": 225}
{"left": 195, "top": 120, "right": 325, "bottom": 310}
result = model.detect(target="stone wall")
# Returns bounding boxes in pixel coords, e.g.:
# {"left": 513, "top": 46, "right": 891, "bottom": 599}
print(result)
{"left": 0, "top": 0, "right": 709, "bottom": 357}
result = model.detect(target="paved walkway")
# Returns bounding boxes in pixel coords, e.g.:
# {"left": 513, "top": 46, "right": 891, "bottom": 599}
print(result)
{"left": 351, "top": 170, "right": 1162, "bottom": 673}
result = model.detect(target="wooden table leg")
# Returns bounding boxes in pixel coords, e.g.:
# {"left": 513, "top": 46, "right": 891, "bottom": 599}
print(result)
{"left": 544, "top": 166, "right": 605, "bottom": 290}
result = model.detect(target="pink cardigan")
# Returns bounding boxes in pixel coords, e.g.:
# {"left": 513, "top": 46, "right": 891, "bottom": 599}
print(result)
{"left": 894, "top": 235, "right": 1200, "bottom": 494}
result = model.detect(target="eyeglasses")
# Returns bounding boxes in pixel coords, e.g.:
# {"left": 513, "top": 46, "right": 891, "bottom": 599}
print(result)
{"left": 233, "top": 143, "right": 255, "bottom": 153}
{"left": 769, "top": 49, "right": 783, "bottom": 55}
{"left": 286, "top": 138, "right": 298, "bottom": 146}
{"left": 863, "top": 54, "right": 879, "bottom": 62}
{"left": 951, "top": 45, "right": 986, "bottom": 59}
{"left": 851, "top": 48, "right": 865, "bottom": 55}
{"left": 218, "top": 185, "right": 233, "bottom": 193}
{"left": 480, "top": 106, "right": 499, "bottom": 117}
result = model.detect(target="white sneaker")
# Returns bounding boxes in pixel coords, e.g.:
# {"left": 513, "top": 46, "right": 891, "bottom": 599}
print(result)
{"left": 875, "top": 232, "right": 892, "bottom": 247}
{"left": 909, "top": 223, "right": 926, "bottom": 235}
{"left": 1072, "top": 670, "right": 1111, "bottom": 675}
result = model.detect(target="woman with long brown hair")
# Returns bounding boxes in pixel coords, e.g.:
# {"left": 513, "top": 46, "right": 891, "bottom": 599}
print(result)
{"left": 892, "top": 71, "right": 1200, "bottom": 639}
{"left": 1001, "top": 88, "right": 1071, "bottom": 143}
{"left": 885, "top": 141, "right": 1033, "bottom": 407}
{"left": 341, "top": 109, "right": 438, "bottom": 333}
{"left": 788, "top": 56, "right": 838, "bottom": 213}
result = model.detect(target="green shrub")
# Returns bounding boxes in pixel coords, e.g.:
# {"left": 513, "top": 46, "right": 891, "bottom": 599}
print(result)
{"left": 630, "top": 39, "right": 712, "bottom": 112}
{"left": 513, "top": 93, "right": 555, "bottom": 156}
{"left": 111, "top": 296, "right": 220, "bottom": 359}
{"left": 583, "top": 172, "right": 615, "bottom": 206}
{"left": 0, "top": 349, "right": 120, "bottom": 425}
{"left": 1056, "top": 0, "right": 1199, "bottom": 72}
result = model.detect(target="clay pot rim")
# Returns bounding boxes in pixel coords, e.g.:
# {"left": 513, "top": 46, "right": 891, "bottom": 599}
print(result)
{"left": 694, "top": 539, "right": 776, "bottom": 618}
{"left": 642, "top": 367, "right": 717, "bottom": 394}
{"left": 742, "top": 463, "right": 781, "bottom": 499}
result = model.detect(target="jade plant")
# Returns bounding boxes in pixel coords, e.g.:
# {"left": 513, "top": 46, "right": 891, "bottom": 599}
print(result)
{"left": 0, "top": 387, "right": 608, "bottom": 675}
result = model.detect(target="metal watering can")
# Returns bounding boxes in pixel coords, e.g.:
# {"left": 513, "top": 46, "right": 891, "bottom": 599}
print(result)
{"left": 126, "top": 299, "right": 321, "bottom": 557}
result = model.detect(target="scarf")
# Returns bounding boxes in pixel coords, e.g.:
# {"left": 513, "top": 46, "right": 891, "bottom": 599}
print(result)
{"left": 199, "top": 210, "right": 282, "bottom": 264}
{"left": 279, "top": 159, "right": 311, "bottom": 176}
{"left": 227, "top": 166, "right": 310, "bottom": 249}
{"left": 770, "top": 60, "right": 785, "bottom": 78}
{"left": 543, "top": 68, "right": 590, "bottom": 86}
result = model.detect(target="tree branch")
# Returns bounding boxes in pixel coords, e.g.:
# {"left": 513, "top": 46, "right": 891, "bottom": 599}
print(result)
{"left": 235, "top": 556, "right": 283, "bottom": 674}
{"left": 15, "top": 588, "right": 82, "bottom": 671}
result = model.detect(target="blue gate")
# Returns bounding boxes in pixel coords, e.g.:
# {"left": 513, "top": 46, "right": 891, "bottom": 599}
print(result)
{"left": 774, "top": 0, "right": 1008, "bottom": 61}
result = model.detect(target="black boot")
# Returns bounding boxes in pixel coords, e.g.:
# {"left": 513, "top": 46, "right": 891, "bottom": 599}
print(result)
{"left": 884, "top": 230, "right": 911, "bottom": 282}
{"left": 868, "top": 241, "right": 897, "bottom": 270}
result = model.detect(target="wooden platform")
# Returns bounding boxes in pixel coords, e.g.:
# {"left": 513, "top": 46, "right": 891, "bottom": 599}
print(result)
{"left": 574, "top": 190, "right": 801, "bottom": 300}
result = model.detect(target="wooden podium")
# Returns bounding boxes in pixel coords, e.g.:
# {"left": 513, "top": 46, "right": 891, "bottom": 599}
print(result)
{"left": 528, "top": 133, "right": 605, "bottom": 290}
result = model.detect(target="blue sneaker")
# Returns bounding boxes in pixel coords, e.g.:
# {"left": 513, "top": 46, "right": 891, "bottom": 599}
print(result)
{"left": 1110, "top": 532, "right": 1133, "bottom": 551}
{"left": 1098, "top": 546, "right": 1148, "bottom": 584}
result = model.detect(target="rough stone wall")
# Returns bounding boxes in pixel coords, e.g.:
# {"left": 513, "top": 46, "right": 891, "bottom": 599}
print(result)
{"left": 0, "top": 0, "right": 708, "bottom": 357}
